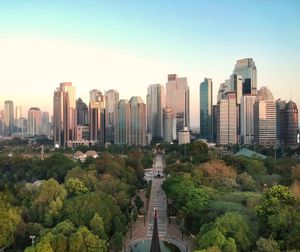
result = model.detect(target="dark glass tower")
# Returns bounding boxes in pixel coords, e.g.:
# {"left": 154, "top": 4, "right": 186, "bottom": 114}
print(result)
{"left": 200, "top": 78, "right": 213, "bottom": 141}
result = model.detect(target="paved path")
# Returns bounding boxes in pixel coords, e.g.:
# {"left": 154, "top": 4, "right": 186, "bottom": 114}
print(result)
{"left": 125, "top": 153, "right": 191, "bottom": 251}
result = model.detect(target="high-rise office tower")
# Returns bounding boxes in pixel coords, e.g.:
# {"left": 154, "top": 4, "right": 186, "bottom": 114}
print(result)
{"left": 199, "top": 78, "right": 213, "bottom": 141}
{"left": 233, "top": 58, "right": 257, "bottom": 95}
{"left": 76, "top": 98, "right": 88, "bottom": 125}
{"left": 27, "top": 107, "right": 42, "bottom": 135}
{"left": 53, "top": 82, "right": 77, "bottom": 147}
{"left": 216, "top": 92, "right": 237, "bottom": 146}
{"left": 129, "top": 96, "right": 146, "bottom": 146}
{"left": 276, "top": 99, "right": 286, "bottom": 145}
{"left": 230, "top": 74, "right": 243, "bottom": 105}
{"left": 163, "top": 107, "right": 173, "bottom": 143}
{"left": 147, "top": 84, "right": 165, "bottom": 140}
{"left": 20, "top": 117, "right": 27, "bottom": 134}
{"left": 41, "top": 112, "right": 50, "bottom": 135}
{"left": 284, "top": 101, "right": 299, "bottom": 148}
{"left": 115, "top": 99, "right": 131, "bottom": 145}
{"left": 89, "top": 90, "right": 105, "bottom": 144}
{"left": 4, "top": 100, "right": 14, "bottom": 136}
{"left": 240, "top": 95, "right": 256, "bottom": 144}
{"left": 15, "top": 106, "right": 22, "bottom": 132}
{"left": 166, "top": 74, "right": 190, "bottom": 137}
{"left": 254, "top": 87, "right": 276, "bottom": 147}
{"left": 277, "top": 100, "right": 299, "bottom": 148}
{"left": 105, "top": 89, "right": 119, "bottom": 144}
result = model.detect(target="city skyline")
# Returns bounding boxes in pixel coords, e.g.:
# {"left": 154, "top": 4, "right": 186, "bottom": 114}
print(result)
{"left": 0, "top": 1, "right": 300, "bottom": 127}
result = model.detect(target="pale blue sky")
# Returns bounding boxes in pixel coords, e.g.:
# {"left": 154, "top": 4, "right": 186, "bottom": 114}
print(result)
{"left": 0, "top": 0, "right": 300, "bottom": 126}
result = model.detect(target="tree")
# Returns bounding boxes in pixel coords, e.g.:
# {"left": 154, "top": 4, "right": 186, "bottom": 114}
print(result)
{"left": 0, "top": 193, "right": 21, "bottom": 248}
{"left": 90, "top": 213, "right": 107, "bottom": 240}
{"left": 64, "top": 178, "right": 88, "bottom": 196}
{"left": 29, "top": 178, "right": 67, "bottom": 226}
{"left": 256, "top": 238, "right": 280, "bottom": 252}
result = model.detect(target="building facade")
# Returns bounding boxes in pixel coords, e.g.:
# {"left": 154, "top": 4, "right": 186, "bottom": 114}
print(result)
{"left": 105, "top": 89, "right": 119, "bottom": 144}
{"left": 4, "top": 100, "right": 14, "bottom": 136}
{"left": 240, "top": 95, "right": 256, "bottom": 144}
{"left": 254, "top": 87, "right": 276, "bottom": 147}
{"left": 233, "top": 58, "right": 257, "bottom": 95}
{"left": 166, "top": 74, "right": 190, "bottom": 137}
{"left": 76, "top": 98, "right": 89, "bottom": 125}
{"left": 216, "top": 92, "right": 237, "bottom": 146}
{"left": 53, "top": 82, "right": 77, "bottom": 147}
{"left": 27, "top": 107, "right": 42, "bottom": 135}
{"left": 163, "top": 107, "right": 173, "bottom": 143}
{"left": 129, "top": 96, "right": 146, "bottom": 146}
{"left": 147, "top": 84, "right": 165, "bottom": 140}
{"left": 115, "top": 99, "right": 131, "bottom": 145}
{"left": 200, "top": 78, "right": 213, "bottom": 141}
{"left": 89, "top": 90, "right": 105, "bottom": 145}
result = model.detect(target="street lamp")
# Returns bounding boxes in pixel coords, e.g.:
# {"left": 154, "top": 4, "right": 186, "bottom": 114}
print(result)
{"left": 29, "top": 235, "right": 36, "bottom": 246}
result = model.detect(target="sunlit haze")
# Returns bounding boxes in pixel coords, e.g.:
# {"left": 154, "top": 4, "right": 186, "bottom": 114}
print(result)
{"left": 0, "top": 0, "right": 300, "bottom": 127}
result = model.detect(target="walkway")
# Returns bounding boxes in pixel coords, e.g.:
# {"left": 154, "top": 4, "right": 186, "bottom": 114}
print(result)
{"left": 125, "top": 153, "right": 190, "bottom": 252}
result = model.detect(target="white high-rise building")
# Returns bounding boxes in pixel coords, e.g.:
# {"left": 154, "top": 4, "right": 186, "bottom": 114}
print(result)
{"left": 27, "top": 107, "right": 42, "bottom": 135}
{"left": 240, "top": 95, "right": 256, "bottom": 144}
{"left": 166, "top": 74, "right": 189, "bottom": 137}
{"left": 147, "top": 84, "right": 165, "bottom": 140}
{"left": 105, "top": 90, "right": 119, "bottom": 144}
{"left": 163, "top": 107, "right": 173, "bottom": 143}
{"left": 217, "top": 92, "right": 237, "bottom": 146}
{"left": 233, "top": 58, "right": 257, "bottom": 95}
{"left": 254, "top": 87, "right": 277, "bottom": 147}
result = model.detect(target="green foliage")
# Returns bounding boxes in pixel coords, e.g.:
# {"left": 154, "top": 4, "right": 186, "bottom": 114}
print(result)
{"left": 62, "top": 192, "right": 121, "bottom": 235}
{"left": 134, "top": 195, "right": 144, "bottom": 213}
{"left": 0, "top": 193, "right": 21, "bottom": 248}
{"left": 198, "top": 212, "right": 250, "bottom": 252}
{"left": 256, "top": 238, "right": 280, "bottom": 252}
{"left": 90, "top": 214, "right": 107, "bottom": 240}
{"left": 64, "top": 178, "right": 89, "bottom": 196}
{"left": 26, "top": 178, "right": 67, "bottom": 226}
{"left": 24, "top": 221, "right": 107, "bottom": 252}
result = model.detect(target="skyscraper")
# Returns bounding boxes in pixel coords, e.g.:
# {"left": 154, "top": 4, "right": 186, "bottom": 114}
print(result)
{"left": 89, "top": 90, "right": 105, "bottom": 144}
{"left": 254, "top": 87, "right": 276, "bottom": 147}
{"left": 41, "top": 112, "right": 50, "bottom": 135}
{"left": 276, "top": 99, "right": 286, "bottom": 145}
{"left": 76, "top": 98, "right": 88, "bottom": 125}
{"left": 163, "top": 107, "right": 173, "bottom": 143}
{"left": 284, "top": 101, "right": 299, "bottom": 149}
{"left": 233, "top": 58, "right": 257, "bottom": 95}
{"left": 27, "top": 107, "right": 42, "bottom": 135}
{"left": 240, "top": 95, "right": 256, "bottom": 145}
{"left": 166, "top": 74, "right": 190, "bottom": 137}
{"left": 115, "top": 99, "right": 131, "bottom": 145}
{"left": 277, "top": 100, "right": 299, "bottom": 148}
{"left": 147, "top": 84, "right": 165, "bottom": 140}
{"left": 216, "top": 92, "right": 237, "bottom": 146}
{"left": 4, "top": 100, "right": 14, "bottom": 136}
{"left": 199, "top": 78, "right": 213, "bottom": 141}
{"left": 129, "top": 96, "right": 146, "bottom": 146}
{"left": 15, "top": 106, "right": 22, "bottom": 132}
{"left": 53, "top": 82, "right": 77, "bottom": 147}
{"left": 105, "top": 89, "right": 119, "bottom": 144}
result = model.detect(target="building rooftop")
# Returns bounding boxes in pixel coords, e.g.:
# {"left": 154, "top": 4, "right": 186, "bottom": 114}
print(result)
{"left": 234, "top": 148, "right": 266, "bottom": 159}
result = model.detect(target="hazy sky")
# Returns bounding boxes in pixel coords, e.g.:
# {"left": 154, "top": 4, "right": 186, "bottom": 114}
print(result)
{"left": 0, "top": 0, "right": 300, "bottom": 127}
